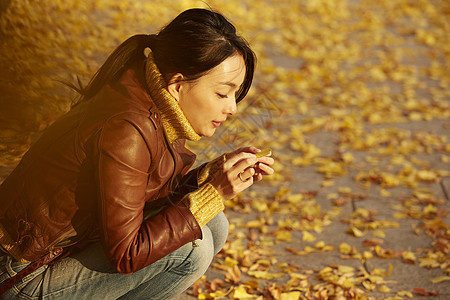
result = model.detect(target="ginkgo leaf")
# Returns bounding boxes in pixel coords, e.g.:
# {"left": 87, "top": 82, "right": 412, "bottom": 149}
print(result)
{"left": 2, "top": 1, "right": 449, "bottom": 299}
{"left": 247, "top": 270, "right": 284, "bottom": 280}
{"left": 402, "top": 251, "right": 416, "bottom": 264}
{"left": 280, "top": 291, "right": 301, "bottom": 300}
{"left": 302, "top": 231, "right": 316, "bottom": 242}
{"left": 231, "top": 285, "right": 255, "bottom": 299}
{"left": 396, "top": 290, "right": 413, "bottom": 298}
{"left": 430, "top": 276, "right": 450, "bottom": 283}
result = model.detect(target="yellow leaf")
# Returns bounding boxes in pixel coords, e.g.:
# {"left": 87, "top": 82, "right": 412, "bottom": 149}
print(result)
{"left": 276, "top": 230, "right": 292, "bottom": 242}
{"left": 247, "top": 270, "right": 284, "bottom": 280}
{"left": 232, "top": 285, "right": 255, "bottom": 299}
{"left": 373, "top": 229, "right": 386, "bottom": 238}
{"left": 338, "top": 265, "right": 354, "bottom": 273}
{"left": 314, "top": 241, "right": 325, "bottom": 249}
{"left": 287, "top": 193, "right": 303, "bottom": 204}
{"left": 342, "top": 152, "right": 354, "bottom": 163}
{"left": 423, "top": 204, "right": 437, "bottom": 215}
{"left": 397, "top": 290, "right": 413, "bottom": 298}
{"left": 362, "top": 280, "right": 376, "bottom": 291}
{"left": 417, "top": 170, "right": 437, "bottom": 181}
{"left": 393, "top": 212, "right": 407, "bottom": 219}
{"left": 352, "top": 208, "right": 371, "bottom": 218}
{"left": 363, "top": 251, "right": 373, "bottom": 259}
{"left": 348, "top": 226, "right": 364, "bottom": 237}
{"left": 286, "top": 247, "right": 308, "bottom": 256}
{"left": 419, "top": 257, "right": 440, "bottom": 268}
{"left": 378, "top": 285, "right": 391, "bottom": 292}
{"left": 280, "top": 291, "right": 301, "bottom": 300}
{"left": 381, "top": 188, "right": 391, "bottom": 197}
{"left": 253, "top": 199, "right": 269, "bottom": 212}
{"left": 322, "top": 245, "right": 335, "bottom": 252}
{"left": 430, "top": 276, "right": 450, "bottom": 283}
{"left": 327, "top": 193, "right": 339, "bottom": 199}
{"left": 402, "top": 251, "right": 416, "bottom": 263}
{"left": 413, "top": 188, "right": 435, "bottom": 200}
{"left": 321, "top": 179, "right": 335, "bottom": 187}
{"left": 367, "top": 274, "right": 385, "bottom": 284}
{"left": 386, "top": 263, "right": 394, "bottom": 277}
{"left": 339, "top": 242, "right": 353, "bottom": 255}
{"left": 224, "top": 257, "right": 239, "bottom": 267}
{"left": 302, "top": 231, "right": 316, "bottom": 242}
{"left": 246, "top": 220, "right": 263, "bottom": 228}
{"left": 338, "top": 187, "right": 352, "bottom": 194}
{"left": 198, "top": 287, "right": 233, "bottom": 299}
{"left": 305, "top": 246, "right": 315, "bottom": 252}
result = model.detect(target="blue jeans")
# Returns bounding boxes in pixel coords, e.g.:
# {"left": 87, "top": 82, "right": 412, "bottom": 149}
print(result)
{"left": 0, "top": 212, "right": 228, "bottom": 299}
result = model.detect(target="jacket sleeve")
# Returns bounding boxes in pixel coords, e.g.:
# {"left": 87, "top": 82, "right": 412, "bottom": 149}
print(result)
{"left": 95, "top": 117, "right": 202, "bottom": 274}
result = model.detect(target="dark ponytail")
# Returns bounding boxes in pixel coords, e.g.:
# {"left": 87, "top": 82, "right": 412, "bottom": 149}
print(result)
{"left": 69, "top": 34, "right": 156, "bottom": 101}
{"left": 72, "top": 8, "right": 256, "bottom": 103}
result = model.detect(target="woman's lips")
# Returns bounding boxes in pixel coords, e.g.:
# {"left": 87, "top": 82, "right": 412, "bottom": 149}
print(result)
{"left": 211, "top": 121, "right": 223, "bottom": 128}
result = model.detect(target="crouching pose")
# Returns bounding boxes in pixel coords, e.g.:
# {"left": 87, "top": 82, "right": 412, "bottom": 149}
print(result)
{"left": 0, "top": 8, "right": 274, "bottom": 299}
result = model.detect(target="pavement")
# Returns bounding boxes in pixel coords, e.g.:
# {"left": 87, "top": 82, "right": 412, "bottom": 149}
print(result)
{"left": 171, "top": 117, "right": 450, "bottom": 300}
{"left": 1, "top": 0, "right": 449, "bottom": 299}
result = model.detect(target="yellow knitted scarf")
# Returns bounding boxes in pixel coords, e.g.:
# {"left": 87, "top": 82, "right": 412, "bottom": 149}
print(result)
{"left": 144, "top": 55, "right": 201, "bottom": 143}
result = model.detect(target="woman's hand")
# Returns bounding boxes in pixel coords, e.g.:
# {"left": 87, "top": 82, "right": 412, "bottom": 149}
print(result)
{"left": 253, "top": 152, "right": 275, "bottom": 182}
{"left": 209, "top": 147, "right": 274, "bottom": 200}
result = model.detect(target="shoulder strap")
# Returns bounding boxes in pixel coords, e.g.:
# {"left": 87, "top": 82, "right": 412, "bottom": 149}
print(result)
{"left": 0, "top": 248, "right": 66, "bottom": 296}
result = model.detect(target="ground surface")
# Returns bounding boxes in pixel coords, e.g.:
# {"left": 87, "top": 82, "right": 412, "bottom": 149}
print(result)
{"left": 1, "top": 0, "right": 449, "bottom": 299}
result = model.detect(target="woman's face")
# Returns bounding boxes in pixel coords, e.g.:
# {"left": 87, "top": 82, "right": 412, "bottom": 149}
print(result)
{"left": 168, "top": 54, "right": 246, "bottom": 137}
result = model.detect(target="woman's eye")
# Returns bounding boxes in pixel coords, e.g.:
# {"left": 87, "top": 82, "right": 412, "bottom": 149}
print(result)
{"left": 216, "top": 93, "right": 228, "bottom": 99}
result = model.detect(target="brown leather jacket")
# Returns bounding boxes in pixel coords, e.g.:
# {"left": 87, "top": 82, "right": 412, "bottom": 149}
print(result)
{"left": 0, "top": 62, "right": 204, "bottom": 274}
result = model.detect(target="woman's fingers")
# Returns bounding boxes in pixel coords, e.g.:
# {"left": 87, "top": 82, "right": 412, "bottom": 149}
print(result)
{"left": 257, "top": 163, "right": 274, "bottom": 175}
{"left": 257, "top": 156, "right": 274, "bottom": 165}
{"left": 209, "top": 147, "right": 274, "bottom": 200}
{"left": 237, "top": 166, "right": 256, "bottom": 182}
{"left": 224, "top": 152, "right": 256, "bottom": 170}
{"left": 225, "top": 146, "right": 260, "bottom": 162}
{"left": 225, "top": 148, "right": 273, "bottom": 181}
{"left": 231, "top": 155, "right": 257, "bottom": 176}
{"left": 253, "top": 173, "right": 263, "bottom": 182}
{"left": 235, "top": 146, "right": 260, "bottom": 155}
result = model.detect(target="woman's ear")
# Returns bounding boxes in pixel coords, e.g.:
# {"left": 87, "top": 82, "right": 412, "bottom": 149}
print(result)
{"left": 167, "top": 73, "right": 184, "bottom": 102}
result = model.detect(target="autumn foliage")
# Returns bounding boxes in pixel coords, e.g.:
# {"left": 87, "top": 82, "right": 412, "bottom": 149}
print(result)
{"left": 1, "top": 0, "right": 449, "bottom": 299}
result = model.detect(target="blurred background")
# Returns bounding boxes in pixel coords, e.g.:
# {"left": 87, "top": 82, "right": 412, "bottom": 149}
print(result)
{"left": 0, "top": 1, "right": 449, "bottom": 298}
{"left": 1, "top": 0, "right": 448, "bottom": 168}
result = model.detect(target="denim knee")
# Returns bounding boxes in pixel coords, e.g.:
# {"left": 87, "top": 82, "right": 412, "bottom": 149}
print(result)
{"left": 188, "top": 225, "right": 216, "bottom": 277}
{"left": 206, "top": 212, "right": 229, "bottom": 255}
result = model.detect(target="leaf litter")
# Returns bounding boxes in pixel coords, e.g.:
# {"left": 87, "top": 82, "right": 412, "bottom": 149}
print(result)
{"left": 1, "top": 0, "right": 450, "bottom": 299}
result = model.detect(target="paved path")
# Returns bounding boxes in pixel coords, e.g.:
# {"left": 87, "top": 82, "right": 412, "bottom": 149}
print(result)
{"left": 1, "top": 0, "right": 449, "bottom": 299}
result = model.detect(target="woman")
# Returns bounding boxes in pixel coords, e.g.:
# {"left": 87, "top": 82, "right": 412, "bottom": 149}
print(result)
{"left": 0, "top": 8, "right": 274, "bottom": 299}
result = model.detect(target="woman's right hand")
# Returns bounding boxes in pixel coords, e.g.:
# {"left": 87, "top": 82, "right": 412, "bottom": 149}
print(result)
{"left": 208, "top": 147, "right": 262, "bottom": 200}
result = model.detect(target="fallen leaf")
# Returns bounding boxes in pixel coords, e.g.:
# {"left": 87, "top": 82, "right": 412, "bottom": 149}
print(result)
{"left": 430, "top": 276, "right": 450, "bottom": 283}
{"left": 280, "top": 291, "right": 301, "bottom": 300}
{"left": 247, "top": 270, "right": 284, "bottom": 280}
{"left": 302, "top": 231, "right": 316, "bottom": 242}
{"left": 413, "top": 288, "right": 439, "bottom": 296}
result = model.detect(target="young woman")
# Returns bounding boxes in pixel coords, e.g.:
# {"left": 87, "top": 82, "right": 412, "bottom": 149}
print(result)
{"left": 0, "top": 8, "right": 274, "bottom": 299}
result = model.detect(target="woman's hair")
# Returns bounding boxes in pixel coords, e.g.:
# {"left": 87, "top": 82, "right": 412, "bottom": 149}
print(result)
{"left": 72, "top": 8, "right": 256, "bottom": 103}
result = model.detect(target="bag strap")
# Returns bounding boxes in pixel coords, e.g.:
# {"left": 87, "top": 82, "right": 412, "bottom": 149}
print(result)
{"left": 0, "top": 248, "right": 65, "bottom": 296}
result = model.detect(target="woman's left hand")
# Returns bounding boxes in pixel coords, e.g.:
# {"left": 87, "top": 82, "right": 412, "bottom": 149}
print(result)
{"left": 252, "top": 151, "right": 275, "bottom": 182}
{"left": 208, "top": 146, "right": 275, "bottom": 200}
{"left": 230, "top": 147, "right": 274, "bottom": 183}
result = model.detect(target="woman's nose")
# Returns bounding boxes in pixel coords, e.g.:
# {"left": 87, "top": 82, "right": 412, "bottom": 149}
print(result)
{"left": 225, "top": 97, "right": 237, "bottom": 115}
